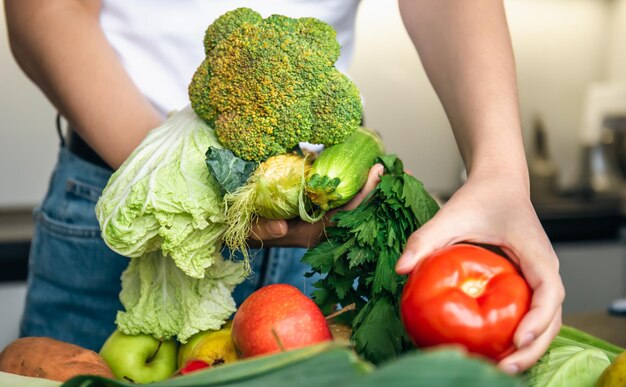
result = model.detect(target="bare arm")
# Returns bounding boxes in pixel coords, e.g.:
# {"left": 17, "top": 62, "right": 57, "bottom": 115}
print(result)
{"left": 4, "top": 0, "right": 162, "bottom": 169}
{"left": 398, "top": 0, "right": 527, "bottom": 183}
{"left": 396, "top": 0, "right": 564, "bottom": 373}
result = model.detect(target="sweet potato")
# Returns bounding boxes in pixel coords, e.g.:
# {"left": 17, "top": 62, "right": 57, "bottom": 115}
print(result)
{"left": 0, "top": 337, "right": 113, "bottom": 382}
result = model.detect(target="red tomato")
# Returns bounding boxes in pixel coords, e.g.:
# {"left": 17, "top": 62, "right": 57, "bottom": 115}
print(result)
{"left": 400, "top": 244, "right": 531, "bottom": 361}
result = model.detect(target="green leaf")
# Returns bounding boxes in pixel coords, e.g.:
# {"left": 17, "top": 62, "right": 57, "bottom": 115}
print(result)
{"left": 550, "top": 325, "right": 624, "bottom": 361}
{"left": 350, "top": 214, "right": 379, "bottom": 246}
{"left": 372, "top": 250, "right": 403, "bottom": 296}
{"left": 350, "top": 349, "right": 524, "bottom": 387}
{"left": 335, "top": 205, "right": 376, "bottom": 233}
{"left": 301, "top": 241, "right": 337, "bottom": 273}
{"left": 526, "top": 346, "right": 610, "bottom": 387}
{"left": 401, "top": 174, "right": 440, "bottom": 225}
{"left": 352, "top": 297, "right": 411, "bottom": 364}
{"left": 376, "top": 175, "right": 400, "bottom": 202}
{"left": 335, "top": 274, "right": 355, "bottom": 299}
{"left": 205, "top": 147, "right": 257, "bottom": 196}
{"left": 311, "top": 285, "right": 331, "bottom": 305}
{"left": 377, "top": 154, "right": 404, "bottom": 176}
{"left": 346, "top": 245, "right": 375, "bottom": 268}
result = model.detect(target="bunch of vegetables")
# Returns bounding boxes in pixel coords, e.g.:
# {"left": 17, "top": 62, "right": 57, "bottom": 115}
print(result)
{"left": 94, "top": 7, "right": 374, "bottom": 350}
{"left": 92, "top": 6, "right": 626, "bottom": 386}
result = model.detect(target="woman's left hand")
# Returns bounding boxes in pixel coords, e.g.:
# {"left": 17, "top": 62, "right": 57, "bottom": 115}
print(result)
{"left": 395, "top": 172, "right": 565, "bottom": 373}
{"left": 248, "top": 164, "right": 384, "bottom": 248}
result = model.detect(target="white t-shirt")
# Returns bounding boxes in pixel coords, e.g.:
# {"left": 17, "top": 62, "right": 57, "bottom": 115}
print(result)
{"left": 100, "top": 0, "right": 361, "bottom": 115}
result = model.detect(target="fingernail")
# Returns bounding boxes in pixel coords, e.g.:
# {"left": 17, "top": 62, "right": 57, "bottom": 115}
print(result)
{"left": 268, "top": 221, "right": 285, "bottom": 238}
{"left": 372, "top": 164, "right": 384, "bottom": 176}
{"left": 502, "top": 364, "right": 519, "bottom": 375}
{"left": 518, "top": 332, "right": 535, "bottom": 348}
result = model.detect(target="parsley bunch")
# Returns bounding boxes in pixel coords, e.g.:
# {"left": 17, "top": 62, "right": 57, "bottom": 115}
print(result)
{"left": 302, "top": 154, "right": 439, "bottom": 364}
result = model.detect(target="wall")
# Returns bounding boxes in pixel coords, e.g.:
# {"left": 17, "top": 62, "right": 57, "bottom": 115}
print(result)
{"left": 607, "top": 0, "right": 626, "bottom": 81}
{"left": 0, "top": 0, "right": 621, "bottom": 204}
{"left": 348, "top": 1, "right": 459, "bottom": 194}
{"left": 507, "top": 0, "right": 611, "bottom": 188}
{"left": 350, "top": 0, "right": 612, "bottom": 193}
{"left": 0, "top": 3, "right": 57, "bottom": 209}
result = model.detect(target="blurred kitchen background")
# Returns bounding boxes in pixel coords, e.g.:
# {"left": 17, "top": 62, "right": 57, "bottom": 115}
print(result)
{"left": 1, "top": 0, "right": 626, "bottom": 349}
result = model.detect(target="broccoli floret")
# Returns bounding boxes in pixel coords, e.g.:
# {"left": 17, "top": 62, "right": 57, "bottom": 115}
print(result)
{"left": 188, "top": 8, "right": 363, "bottom": 162}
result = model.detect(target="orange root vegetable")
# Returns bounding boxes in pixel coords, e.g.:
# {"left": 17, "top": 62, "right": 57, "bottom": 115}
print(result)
{"left": 0, "top": 337, "right": 114, "bottom": 382}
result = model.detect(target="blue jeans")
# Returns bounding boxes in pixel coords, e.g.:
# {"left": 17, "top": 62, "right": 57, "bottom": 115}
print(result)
{"left": 20, "top": 147, "right": 317, "bottom": 352}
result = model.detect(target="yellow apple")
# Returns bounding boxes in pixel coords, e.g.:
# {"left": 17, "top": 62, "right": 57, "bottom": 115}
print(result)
{"left": 178, "top": 321, "right": 238, "bottom": 371}
{"left": 597, "top": 350, "right": 626, "bottom": 387}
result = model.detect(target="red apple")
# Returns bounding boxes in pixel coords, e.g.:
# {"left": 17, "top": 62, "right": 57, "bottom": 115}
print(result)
{"left": 231, "top": 284, "right": 332, "bottom": 358}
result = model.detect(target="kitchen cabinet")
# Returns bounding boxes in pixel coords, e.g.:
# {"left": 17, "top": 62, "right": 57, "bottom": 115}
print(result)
{"left": 533, "top": 192, "right": 626, "bottom": 314}
{"left": 556, "top": 240, "right": 626, "bottom": 314}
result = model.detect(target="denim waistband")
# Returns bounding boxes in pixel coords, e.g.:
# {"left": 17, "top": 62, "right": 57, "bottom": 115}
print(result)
{"left": 55, "top": 147, "right": 114, "bottom": 189}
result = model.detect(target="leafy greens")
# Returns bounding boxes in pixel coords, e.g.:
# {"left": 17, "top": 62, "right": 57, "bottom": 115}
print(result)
{"left": 205, "top": 147, "right": 257, "bottom": 196}
{"left": 302, "top": 154, "right": 440, "bottom": 364}
{"left": 525, "top": 325, "right": 624, "bottom": 387}
{"left": 96, "top": 106, "right": 226, "bottom": 279}
{"left": 117, "top": 250, "right": 245, "bottom": 343}
{"left": 526, "top": 346, "right": 610, "bottom": 387}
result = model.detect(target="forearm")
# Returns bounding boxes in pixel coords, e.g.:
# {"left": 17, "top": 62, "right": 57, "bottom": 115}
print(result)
{"left": 398, "top": 0, "right": 528, "bottom": 190}
{"left": 4, "top": 0, "right": 162, "bottom": 169}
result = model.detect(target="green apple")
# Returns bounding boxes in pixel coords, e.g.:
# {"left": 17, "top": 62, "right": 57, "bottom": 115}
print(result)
{"left": 99, "top": 329, "right": 177, "bottom": 383}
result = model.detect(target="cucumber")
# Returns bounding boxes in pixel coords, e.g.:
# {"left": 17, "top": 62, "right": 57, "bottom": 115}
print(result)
{"left": 305, "top": 127, "right": 384, "bottom": 210}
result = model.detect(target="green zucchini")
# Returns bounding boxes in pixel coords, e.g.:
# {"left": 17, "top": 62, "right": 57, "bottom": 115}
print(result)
{"left": 305, "top": 127, "right": 384, "bottom": 210}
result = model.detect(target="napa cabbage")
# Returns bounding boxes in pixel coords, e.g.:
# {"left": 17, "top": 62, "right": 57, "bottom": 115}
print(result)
{"left": 95, "top": 106, "right": 226, "bottom": 278}
{"left": 116, "top": 250, "right": 245, "bottom": 343}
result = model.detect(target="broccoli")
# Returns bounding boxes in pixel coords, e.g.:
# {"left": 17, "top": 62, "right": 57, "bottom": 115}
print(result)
{"left": 188, "top": 7, "right": 363, "bottom": 162}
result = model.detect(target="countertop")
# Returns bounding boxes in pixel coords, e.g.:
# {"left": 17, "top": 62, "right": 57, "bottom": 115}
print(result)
{"left": 564, "top": 312, "right": 626, "bottom": 348}
{"left": 533, "top": 190, "right": 626, "bottom": 242}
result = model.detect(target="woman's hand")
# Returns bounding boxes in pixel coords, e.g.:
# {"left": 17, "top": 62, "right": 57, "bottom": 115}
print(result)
{"left": 248, "top": 163, "right": 385, "bottom": 248}
{"left": 395, "top": 172, "right": 565, "bottom": 373}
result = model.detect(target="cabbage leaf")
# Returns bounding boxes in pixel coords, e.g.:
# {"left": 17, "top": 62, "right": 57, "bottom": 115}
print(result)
{"left": 116, "top": 251, "right": 245, "bottom": 343}
{"left": 95, "top": 106, "right": 225, "bottom": 278}
{"left": 526, "top": 345, "right": 611, "bottom": 387}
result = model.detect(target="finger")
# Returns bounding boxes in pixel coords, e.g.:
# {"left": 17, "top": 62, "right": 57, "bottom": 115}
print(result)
{"left": 498, "top": 309, "right": 562, "bottom": 373}
{"left": 396, "top": 221, "right": 455, "bottom": 274}
{"left": 509, "top": 245, "right": 564, "bottom": 349}
{"left": 512, "top": 276, "right": 564, "bottom": 350}
{"left": 342, "top": 164, "right": 384, "bottom": 211}
{"left": 249, "top": 218, "right": 288, "bottom": 241}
